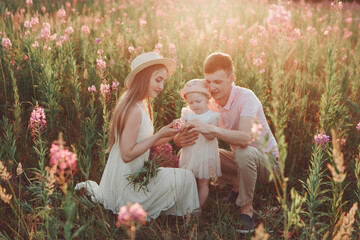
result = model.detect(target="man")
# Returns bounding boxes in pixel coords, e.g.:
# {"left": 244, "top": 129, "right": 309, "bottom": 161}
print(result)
{"left": 174, "top": 52, "right": 279, "bottom": 233}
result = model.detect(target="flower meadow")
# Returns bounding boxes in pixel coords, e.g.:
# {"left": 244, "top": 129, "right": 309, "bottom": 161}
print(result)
{"left": 0, "top": 0, "right": 360, "bottom": 239}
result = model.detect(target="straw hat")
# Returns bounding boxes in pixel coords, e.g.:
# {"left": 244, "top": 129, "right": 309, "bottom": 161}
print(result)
{"left": 124, "top": 52, "right": 176, "bottom": 88}
{"left": 179, "top": 79, "right": 211, "bottom": 100}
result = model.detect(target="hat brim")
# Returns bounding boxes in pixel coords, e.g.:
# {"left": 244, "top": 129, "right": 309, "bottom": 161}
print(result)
{"left": 179, "top": 87, "right": 211, "bottom": 100}
{"left": 124, "top": 58, "right": 176, "bottom": 88}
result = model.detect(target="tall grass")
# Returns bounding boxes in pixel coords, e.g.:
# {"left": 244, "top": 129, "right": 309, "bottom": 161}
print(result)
{"left": 0, "top": 0, "right": 360, "bottom": 238}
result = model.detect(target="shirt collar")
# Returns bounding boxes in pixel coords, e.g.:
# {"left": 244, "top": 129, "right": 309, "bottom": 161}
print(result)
{"left": 220, "top": 84, "right": 236, "bottom": 110}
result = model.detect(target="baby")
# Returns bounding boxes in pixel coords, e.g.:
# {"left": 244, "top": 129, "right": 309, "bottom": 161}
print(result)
{"left": 177, "top": 79, "right": 221, "bottom": 210}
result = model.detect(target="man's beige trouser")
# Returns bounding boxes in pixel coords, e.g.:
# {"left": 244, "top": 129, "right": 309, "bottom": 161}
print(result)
{"left": 219, "top": 147, "right": 280, "bottom": 207}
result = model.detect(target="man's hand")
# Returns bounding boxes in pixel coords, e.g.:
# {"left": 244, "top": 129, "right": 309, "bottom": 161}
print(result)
{"left": 173, "top": 131, "right": 199, "bottom": 147}
{"left": 186, "top": 119, "right": 215, "bottom": 135}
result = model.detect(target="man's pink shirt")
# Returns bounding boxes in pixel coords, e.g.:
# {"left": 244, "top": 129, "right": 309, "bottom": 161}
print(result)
{"left": 209, "top": 85, "right": 279, "bottom": 158}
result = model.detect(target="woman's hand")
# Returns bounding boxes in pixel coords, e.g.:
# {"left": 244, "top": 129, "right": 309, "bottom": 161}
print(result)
{"left": 156, "top": 122, "right": 180, "bottom": 139}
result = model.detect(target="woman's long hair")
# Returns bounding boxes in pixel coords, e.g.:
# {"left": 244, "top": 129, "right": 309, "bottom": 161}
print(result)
{"left": 107, "top": 64, "right": 166, "bottom": 152}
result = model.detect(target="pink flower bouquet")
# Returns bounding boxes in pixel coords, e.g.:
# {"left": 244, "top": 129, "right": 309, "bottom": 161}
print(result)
{"left": 126, "top": 143, "right": 179, "bottom": 193}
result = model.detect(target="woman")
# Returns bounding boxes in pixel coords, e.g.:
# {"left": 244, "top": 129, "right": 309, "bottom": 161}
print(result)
{"left": 76, "top": 52, "right": 200, "bottom": 219}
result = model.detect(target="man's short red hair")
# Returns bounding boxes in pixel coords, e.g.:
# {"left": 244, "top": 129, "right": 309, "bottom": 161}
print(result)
{"left": 203, "top": 52, "right": 234, "bottom": 75}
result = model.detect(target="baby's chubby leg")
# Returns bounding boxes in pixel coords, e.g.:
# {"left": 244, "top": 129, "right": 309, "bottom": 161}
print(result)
{"left": 197, "top": 178, "right": 210, "bottom": 208}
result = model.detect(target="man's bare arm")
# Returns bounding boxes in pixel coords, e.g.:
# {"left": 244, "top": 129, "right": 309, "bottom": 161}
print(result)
{"left": 187, "top": 116, "right": 254, "bottom": 148}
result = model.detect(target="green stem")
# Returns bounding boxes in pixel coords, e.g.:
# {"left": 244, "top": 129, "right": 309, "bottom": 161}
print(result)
{"left": 283, "top": 181, "right": 288, "bottom": 240}
{"left": 7, "top": 182, "right": 29, "bottom": 238}
{"left": 0, "top": 57, "right": 7, "bottom": 104}
{"left": 27, "top": 46, "right": 36, "bottom": 98}
{"left": 18, "top": 175, "right": 21, "bottom": 236}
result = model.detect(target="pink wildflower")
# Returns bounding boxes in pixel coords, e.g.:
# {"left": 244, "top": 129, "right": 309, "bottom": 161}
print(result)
{"left": 88, "top": 85, "right": 96, "bottom": 92}
{"left": 49, "top": 143, "right": 77, "bottom": 173}
{"left": 41, "top": 6, "right": 46, "bottom": 13}
{"left": 26, "top": 0, "right": 33, "bottom": 5}
{"left": 226, "top": 18, "right": 239, "bottom": 27}
{"left": 32, "top": 41, "right": 39, "bottom": 47}
{"left": 97, "top": 49, "right": 103, "bottom": 56}
{"left": 118, "top": 206, "right": 132, "bottom": 223}
{"left": 116, "top": 202, "right": 147, "bottom": 240}
{"left": 168, "top": 43, "right": 177, "bottom": 56}
{"left": 337, "top": 138, "right": 346, "bottom": 147}
{"left": 112, "top": 81, "right": 119, "bottom": 91}
{"left": 173, "top": 119, "right": 186, "bottom": 130}
{"left": 96, "top": 59, "right": 106, "bottom": 70}
{"left": 356, "top": 122, "right": 360, "bottom": 131}
{"left": 155, "top": 43, "right": 163, "bottom": 49}
{"left": 50, "top": 33, "right": 57, "bottom": 41}
{"left": 253, "top": 58, "right": 263, "bottom": 66}
{"left": 157, "top": 29, "right": 163, "bottom": 38}
{"left": 59, "top": 35, "right": 68, "bottom": 42}
{"left": 345, "top": 17, "right": 353, "bottom": 25}
{"left": 267, "top": 5, "right": 292, "bottom": 26}
{"left": 343, "top": 29, "right": 353, "bottom": 39}
{"left": 29, "top": 104, "right": 47, "bottom": 137}
{"left": 249, "top": 38, "right": 258, "bottom": 47}
{"left": 65, "top": 26, "right": 73, "bottom": 35}
{"left": 331, "top": 1, "right": 343, "bottom": 11}
{"left": 128, "top": 203, "right": 147, "bottom": 224}
{"left": 154, "top": 43, "right": 162, "bottom": 54}
{"left": 81, "top": 25, "right": 90, "bottom": 35}
{"left": 66, "top": 2, "right": 71, "bottom": 8}
{"left": 117, "top": 203, "right": 147, "bottom": 227}
{"left": 31, "top": 17, "right": 39, "bottom": 26}
{"left": 39, "top": 23, "right": 51, "bottom": 39}
{"left": 139, "top": 18, "right": 147, "bottom": 27}
{"left": 57, "top": 9, "right": 66, "bottom": 18}
{"left": 95, "top": 38, "right": 102, "bottom": 44}
{"left": 128, "top": 46, "right": 135, "bottom": 53}
{"left": 100, "top": 83, "right": 110, "bottom": 96}
{"left": 149, "top": 143, "right": 178, "bottom": 168}
{"left": 1, "top": 38, "right": 12, "bottom": 50}
{"left": 159, "top": 143, "right": 172, "bottom": 155}
{"left": 39, "top": 28, "right": 51, "bottom": 39}
{"left": 313, "top": 133, "right": 330, "bottom": 149}
{"left": 43, "top": 45, "right": 51, "bottom": 51}
{"left": 24, "top": 20, "right": 32, "bottom": 28}
{"left": 43, "top": 22, "right": 50, "bottom": 29}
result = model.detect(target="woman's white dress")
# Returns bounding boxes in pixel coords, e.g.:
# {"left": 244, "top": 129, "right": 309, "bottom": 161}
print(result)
{"left": 75, "top": 103, "right": 199, "bottom": 219}
{"left": 179, "top": 108, "right": 222, "bottom": 179}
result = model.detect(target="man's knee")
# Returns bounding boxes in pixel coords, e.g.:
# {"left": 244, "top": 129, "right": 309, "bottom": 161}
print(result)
{"left": 234, "top": 147, "right": 253, "bottom": 170}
